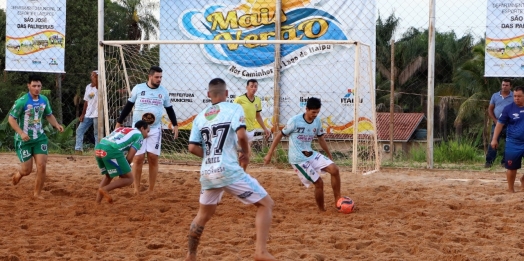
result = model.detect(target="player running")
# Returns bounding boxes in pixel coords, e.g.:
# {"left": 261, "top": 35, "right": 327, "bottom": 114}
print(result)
{"left": 95, "top": 120, "right": 150, "bottom": 203}
{"left": 264, "top": 97, "right": 342, "bottom": 212}
{"left": 184, "top": 78, "right": 276, "bottom": 261}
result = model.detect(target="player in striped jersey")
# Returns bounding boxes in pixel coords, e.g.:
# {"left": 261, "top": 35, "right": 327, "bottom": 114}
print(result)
{"left": 9, "top": 74, "right": 64, "bottom": 199}
{"left": 95, "top": 120, "right": 150, "bottom": 203}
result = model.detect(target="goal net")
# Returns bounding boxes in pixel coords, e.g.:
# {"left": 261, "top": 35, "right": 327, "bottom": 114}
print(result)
{"left": 100, "top": 40, "right": 379, "bottom": 174}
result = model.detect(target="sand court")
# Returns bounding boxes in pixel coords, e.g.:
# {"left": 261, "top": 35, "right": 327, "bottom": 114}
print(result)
{"left": 1, "top": 153, "right": 523, "bottom": 260}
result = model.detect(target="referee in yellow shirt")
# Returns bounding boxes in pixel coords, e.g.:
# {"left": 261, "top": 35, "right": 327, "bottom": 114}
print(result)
{"left": 234, "top": 79, "right": 271, "bottom": 170}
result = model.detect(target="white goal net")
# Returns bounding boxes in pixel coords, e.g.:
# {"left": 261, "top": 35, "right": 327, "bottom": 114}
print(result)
{"left": 100, "top": 40, "right": 379, "bottom": 174}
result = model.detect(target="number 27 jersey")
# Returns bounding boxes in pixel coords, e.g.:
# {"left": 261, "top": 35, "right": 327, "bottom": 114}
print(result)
{"left": 189, "top": 102, "right": 247, "bottom": 189}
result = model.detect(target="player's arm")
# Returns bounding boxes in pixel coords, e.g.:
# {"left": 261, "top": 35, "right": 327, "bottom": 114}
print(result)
{"left": 126, "top": 147, "right": 137, "bottom": 163}
{"left": 491, "top": 107, "right": 508, "bottom": 149}
{"left": 8, "top": 116, "right": 29, "bottom": 141}
{"left": 237, "top": 127, "right": 249, "bottom": 157}
{"left": 188, "top": 143, "right": 203, "bottom": 158}
{"left": 46, "top": 114, "right": 64, "bottom": 132}
{"left": 317, "top": 135, "right": 333, "bottom": 160}
{"left": 255, "top": 111, "right": 271, "bottom": 138}
{"left": 165, "top": 106, "right": 179, "bottom": 139}
{"left": 79, "top": 100, "right": 88, "bottom": 122}
{"left": 264, "top": 130, "right": 284, "bottom": 164}
{"left": 116, "top": 101, "right": 135, "bottom": 128}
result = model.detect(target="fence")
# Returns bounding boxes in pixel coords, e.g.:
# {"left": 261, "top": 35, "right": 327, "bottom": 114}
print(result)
{"left": 0, "top": 0, "right": 518, "bottom": 169}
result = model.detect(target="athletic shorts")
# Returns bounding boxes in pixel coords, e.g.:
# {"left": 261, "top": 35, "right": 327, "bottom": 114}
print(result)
{"left": 15, "top": 135, "right": 48, "bottom": 162}
{"left": 95, "top": 144, "right": 131, "bottom": 178}
{"left": 291, "top": 153, "right": 334, "bottom": 188}
{"left": 199, "top": 174, "right": 268, "bottom": 205}
{"left": 504, "top": 142, "right": 524, "bottom": 170}
{"left": 136, "top": 126, "right": 162, "bottom": 156}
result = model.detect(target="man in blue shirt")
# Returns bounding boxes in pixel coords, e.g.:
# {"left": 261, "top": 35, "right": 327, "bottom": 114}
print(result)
{"left": 491, "top": 86, "right": 524, "bottom": 193}
{"left": 485, "top": 78, "right": 513, "bottom": 168}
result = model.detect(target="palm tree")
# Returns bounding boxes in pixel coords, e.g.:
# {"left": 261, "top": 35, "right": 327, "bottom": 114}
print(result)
{"left": 107, "top": 0, "right": 159, "bottom": 41}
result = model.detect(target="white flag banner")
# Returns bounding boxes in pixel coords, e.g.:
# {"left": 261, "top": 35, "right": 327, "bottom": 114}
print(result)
{"left": 5, "top": 0, "right": 66, "bottom": 73}
{"left": 486, "top": 1, "right": 524, "bottom": 77}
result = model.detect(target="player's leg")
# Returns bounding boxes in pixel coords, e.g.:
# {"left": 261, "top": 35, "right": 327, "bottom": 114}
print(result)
{"left": 184, "top": 189, "right": 221, "bottom": 261}
{"left": 13, "top": 140, "right": 34, "bottom": 185}
{"left": 97, "top": 174, "right": 113, "bottom": 203}
{"left": 92, "top": 117, "right": 99, "bottom": 146}
{"left": 225, "top": 175, "right": 276, "bottom": 261}
{"left": 146, "top": 152, "right": 159, "bottom": 192}
{"left": 32, "top": 154, "right": 48, "bottom": 198}
{"left": 132, "top": 138, "right": 147, "bottom": 194}
{"left": 292, "top": 162, "right": 324, "bottom": 211}
{"left": 504, "top": 143, "right": 520, "bottom": 193}
{"left": 99, "top": 150, "right": 133, "bottom": 203}
{"left": 322, "top": 163, "right": 342, "bottom": 205}
{"left": 32, "top": 137, "right": 49, "bottom": 198}
{"left": 145, "top": 126, "right": 161, "bottom": 192}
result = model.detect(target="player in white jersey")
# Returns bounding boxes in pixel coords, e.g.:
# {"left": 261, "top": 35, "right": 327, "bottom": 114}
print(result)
{"left": 184, "top": 78, "right": 276, "bottom": 261}
{"left": 95, "top": 120, "right": 150, "bottom": 203}
{"left": 264, "top": 97, "right": 342, "bottom": 212}
{"left": 115, "top": 66, "right": 179, "bottom": 194}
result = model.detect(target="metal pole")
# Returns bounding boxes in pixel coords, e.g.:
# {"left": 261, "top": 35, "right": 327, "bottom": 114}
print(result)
{"left": 97, "top": 0, "right": 105, "bottom": 139}
{"left": 427, "top": 0, "right": 436, "bottom": 169}
{"left": 272, "top": 0, "right": 282, "bottom": 138}
{"left": 389, "top": 39, "right": 395, "bottom": 162}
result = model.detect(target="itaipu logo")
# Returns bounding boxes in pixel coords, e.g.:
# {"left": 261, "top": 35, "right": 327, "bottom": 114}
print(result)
{"left": 180, "top": 0, "right": 348, "bottom": 79}
{"left": 341, "top": 89, "right": 362, "bottom": 104}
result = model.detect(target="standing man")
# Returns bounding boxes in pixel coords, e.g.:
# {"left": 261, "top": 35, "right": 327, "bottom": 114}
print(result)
{"left": 75, "top": 70, "right": 99, "bottom": 155}
{"left": 115, "top": 66, "right": 179, "bottom": 194}
{"left": 485, "top": 78, "right": 513, "bottom": 168}
{"left": 491, "top": 86, "right": 524, "bottom": 193}
{"left": 9, "top": 74, "right": 64, "bottom": 198}
{"left": 95, "top": 120, "right": 150, "bottom": 204}
{"left": 233, "top": 79, "right": 271, "bottom": 170}
{"left": 264, "top": 97, "right": 342, "bottom": 212}
{"left": 184, "top": 78, "right": 275, "bottom": 261}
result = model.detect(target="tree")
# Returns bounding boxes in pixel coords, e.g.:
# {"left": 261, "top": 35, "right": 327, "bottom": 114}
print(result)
{"left": 111, "top": 0, "right": 159, "bottom": 41}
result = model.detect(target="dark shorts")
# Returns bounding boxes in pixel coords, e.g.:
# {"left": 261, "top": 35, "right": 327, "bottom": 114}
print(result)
{"left": 504, "top": 142, "right": 524, "bottom": 170}
{"left": 94, "top": 144, "right": 131, "bottom": 178}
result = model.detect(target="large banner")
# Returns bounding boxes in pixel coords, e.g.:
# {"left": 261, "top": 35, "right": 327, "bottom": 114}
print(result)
{"left": 5, "top": 0, "right": 66, "bottom": 73}
{"left": 160, "top": 0, "right": 376, "bottom": 133}
{"left": 486, "top": 1, "right": 524, "bottom": 76}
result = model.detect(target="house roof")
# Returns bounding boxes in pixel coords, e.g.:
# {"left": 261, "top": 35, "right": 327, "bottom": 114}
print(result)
{"left": 376, "top": 112, "right": 425, "bottom": 142}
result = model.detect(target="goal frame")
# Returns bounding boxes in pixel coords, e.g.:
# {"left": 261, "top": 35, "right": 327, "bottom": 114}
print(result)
{"left": 99, "top": 39, "right": 380, "bottom": 174}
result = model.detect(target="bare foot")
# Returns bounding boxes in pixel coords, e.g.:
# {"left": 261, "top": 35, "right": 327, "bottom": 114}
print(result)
{"left": 98, "top": 188, "right": 113, "bottom": 203}
{"left": 12, "top": 172, "right": 22, "bottom": 185}
{"left": 33, "top": 194, "right": 45, "bottom": 200}
{"left": 183, "top": 253, "right": 196, "bottom": 261}
{"left": 507, "top": 188, "right": 515, "bottom": 193}
{"left": 254, "top": 251, "right": 277, "bottom": 261}
{"left": 520, "top": 176, "right": 524, "bottom": 191}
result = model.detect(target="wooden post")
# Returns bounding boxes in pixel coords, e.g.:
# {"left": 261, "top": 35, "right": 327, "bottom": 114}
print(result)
{"left": 389, "top": 39, "right": 395, "bottom": 162}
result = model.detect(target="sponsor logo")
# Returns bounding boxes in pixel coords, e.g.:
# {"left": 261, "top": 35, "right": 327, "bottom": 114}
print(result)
{"left": 237, "top": 191, "right": 253, "bottom": 199}
{"left": 142, "top": 112, "right": 156, "bottom": 124}
{"left": 141, "top": 91, "right": 146, "bottom": 96}
{"left": 205, "top": 105, "right": 220, "bottom": 121}
{"left": 341, "top": 89, "right": 363, "bottom": 105}
{"left": 32, "top": 60, "right": 42, "bottom": 64}
{"left": 108, "top": 169, "right": 118, "bottom": 174}
{"left": 508, "top": 160, "right": 513, "bottom": 166}
{"left": 95, "top": 149, "right": 107, "bottom": 157}
{"left": 513, "top": 113, "right": 520, "bottom": 119}
{"left": 49, "top": 58, "right": 58, "bottom": 65}
{"left": 158, "top": 94, "right": 162, "bottom": 98}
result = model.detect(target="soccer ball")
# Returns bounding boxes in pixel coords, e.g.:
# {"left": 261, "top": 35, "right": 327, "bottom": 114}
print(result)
{"left": 336, "top": 196, "right": 355, "bottom": 214}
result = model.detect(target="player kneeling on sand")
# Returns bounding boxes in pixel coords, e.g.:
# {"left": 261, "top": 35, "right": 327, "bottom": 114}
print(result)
{"left": 95, "top": 120, "right": 150, "bottom": 203}
{"left": 264, "top": 97, "right": 342, "bottom": 212}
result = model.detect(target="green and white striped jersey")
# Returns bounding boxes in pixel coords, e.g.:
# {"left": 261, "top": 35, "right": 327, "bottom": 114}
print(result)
{"left": 99, "top": 127, "right": 144, "bottom": 152}
{"left": 9, "top": 93, "right": 53, "bottom": 141}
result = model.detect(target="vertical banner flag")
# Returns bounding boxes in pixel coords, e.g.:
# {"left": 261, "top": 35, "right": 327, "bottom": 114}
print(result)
{"left": 486, "top": 1, "right": 524, "bottom": 76}
{"left": 5, "top": 0, "right": 66, "bottom": 73}
{"left": 160, "top": 0, "right": 376, "bottom": 134}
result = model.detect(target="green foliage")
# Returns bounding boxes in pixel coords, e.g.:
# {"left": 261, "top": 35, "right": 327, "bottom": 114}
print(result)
{"left": 408, "top": 138, "right": 484, "bottom": 164}
{"left": 44, "top": 118, "right": 79, "bottom": 152}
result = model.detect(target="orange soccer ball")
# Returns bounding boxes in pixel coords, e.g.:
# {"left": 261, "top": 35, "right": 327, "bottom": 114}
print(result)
{"left": 336, "top": 196, "right": 355, "bottom": 214}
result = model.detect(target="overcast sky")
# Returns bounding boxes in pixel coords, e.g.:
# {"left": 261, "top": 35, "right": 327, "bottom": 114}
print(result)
{"left": 0, "top": 0, "right": 486, "bottom": 38}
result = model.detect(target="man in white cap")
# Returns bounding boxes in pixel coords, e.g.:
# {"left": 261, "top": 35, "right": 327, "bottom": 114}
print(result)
{"left": 75, "top": 70, "right": 99, "bottom": 155}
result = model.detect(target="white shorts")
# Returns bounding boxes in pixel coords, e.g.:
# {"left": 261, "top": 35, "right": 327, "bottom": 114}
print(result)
{"left": 291, "top": 153, "right": 334, "bottom": 188}
{"left": 136, "top": 126, "right": 162, "bottom": 156}
{"left": 246, "top": 130, "right": 256, "bottom": 143}
{"left": 199, "top": 175, "right": 268, "bottom": 205}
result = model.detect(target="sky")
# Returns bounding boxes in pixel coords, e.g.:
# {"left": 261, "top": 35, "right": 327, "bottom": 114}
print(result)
{"left": 0, "top": 0, "right": 487, "bottom": 38}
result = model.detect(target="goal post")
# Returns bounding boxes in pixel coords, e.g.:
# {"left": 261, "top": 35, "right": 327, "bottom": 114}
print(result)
{"left": 100, "top": 39, "right": 379, "bottom": 174}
